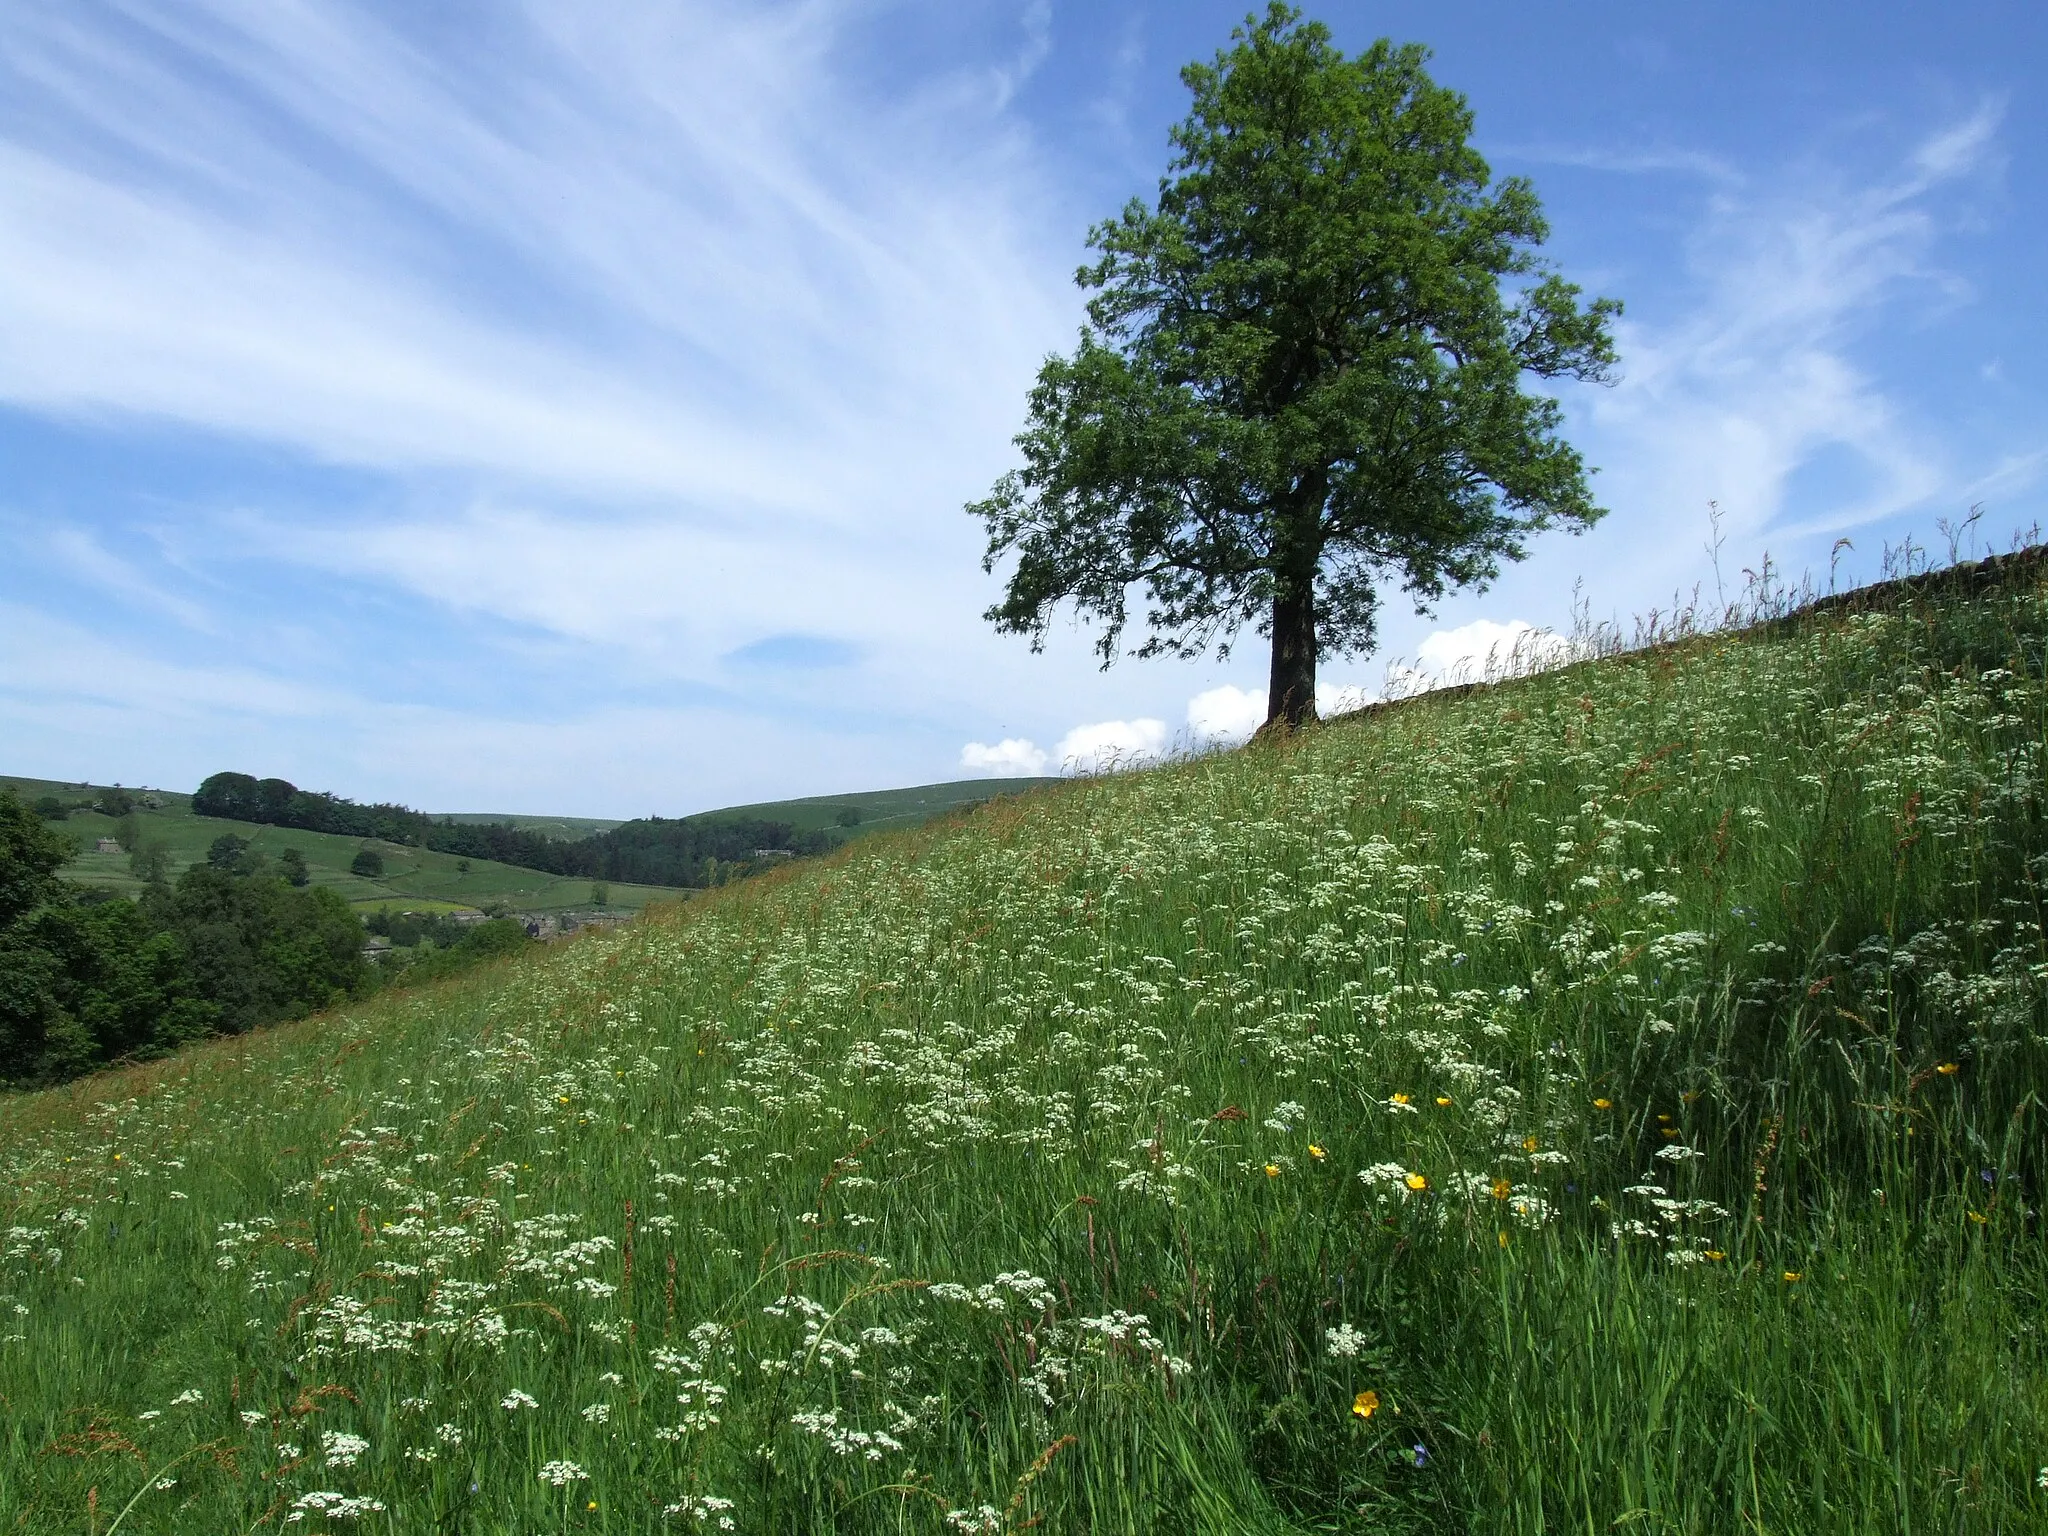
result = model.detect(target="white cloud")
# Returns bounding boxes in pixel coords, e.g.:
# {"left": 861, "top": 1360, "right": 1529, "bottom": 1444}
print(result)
{"left": 0, "top": 2, "right": 1070, "bottom": 515}
{"left": 1186, "top": 684, "right": 1264, "bottom": 745}
{"left": 1054, "top": 717, "right": 1168, "bottom": 774}
{"left": 1413, "top": 619, "right": 1570, "bottom": 685}
{"left": 1316, "top": 681, "right": 1378, "bottom": 716}
{"left": 959, "top": 737, "right": 1048, "bottom": 777}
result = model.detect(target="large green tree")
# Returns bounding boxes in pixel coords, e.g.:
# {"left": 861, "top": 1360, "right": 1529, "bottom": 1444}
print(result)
{"left": 971, "top": 5, "right": 1619, "bottom": 726}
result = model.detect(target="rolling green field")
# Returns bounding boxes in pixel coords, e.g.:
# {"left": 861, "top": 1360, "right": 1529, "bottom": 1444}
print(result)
{"left": 0, "top": 782, "right": 682, "bottom": 917}
{"left": 3, "top": 562, "right": 2046, "bottom": 1532}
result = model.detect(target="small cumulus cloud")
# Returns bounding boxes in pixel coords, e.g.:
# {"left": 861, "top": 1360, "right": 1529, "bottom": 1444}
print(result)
{"left": 1186, "top": 684, "right": 1265, "bottom": 745}
{"left": 1317, "top": 681, "right": 1377, "bottom": 716}
{"left": 1055, "top": 717, "right": 1168, "bottom": 774}
{"left": 960, "top": 737, "right": 1048, "bottom": 776}
{"left": 1409, "top": 619, "right": 1570, "bottom": 686}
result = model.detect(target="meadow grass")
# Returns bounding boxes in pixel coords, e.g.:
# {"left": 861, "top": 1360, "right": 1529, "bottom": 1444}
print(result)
{"left": 3, "top": 563, "right": 2046, "bottom": 1532}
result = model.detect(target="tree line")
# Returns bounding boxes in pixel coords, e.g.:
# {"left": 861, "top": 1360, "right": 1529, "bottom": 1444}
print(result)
{"left": 193, "top": 772, "right": 837, "bottom": 888}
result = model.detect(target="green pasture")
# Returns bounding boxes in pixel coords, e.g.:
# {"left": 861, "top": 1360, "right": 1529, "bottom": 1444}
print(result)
{"left": 3, "top": 562, "right": 2046, "bottom": 1531}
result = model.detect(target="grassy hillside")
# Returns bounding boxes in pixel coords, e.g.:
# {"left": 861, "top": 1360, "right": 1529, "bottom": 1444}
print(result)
{"left": 3, "top": 563, "right": 2045, "bottom": 1532}
{"left": 678, "top": 776, "right": 1056, "bottom": 839}
{"left": 0, "top": 783, "right": 682, "bottom": 916}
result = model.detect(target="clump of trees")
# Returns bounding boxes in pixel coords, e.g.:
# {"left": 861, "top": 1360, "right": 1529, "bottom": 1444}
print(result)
{"left": 1, "top": 790, "right": 370, "bottom": 1088}
{"left": 361, "top": 906, "right": 531, "bottom": 990}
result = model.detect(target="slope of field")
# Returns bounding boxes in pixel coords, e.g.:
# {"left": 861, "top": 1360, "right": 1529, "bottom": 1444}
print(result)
{"left": 0, "top": 785, "right": 683, "bottom": 916}
{"left": 3, "top": 564, "right": 2045, "bottom": 1532}
{"left": 677, "top": 775, "right": 1056, "bottom": 838}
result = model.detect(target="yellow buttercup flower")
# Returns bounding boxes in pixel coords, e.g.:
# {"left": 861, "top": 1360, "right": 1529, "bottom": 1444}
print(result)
{"left": 1783, "top": 1271, "right": 1803, "bottom": 1283}
{"left": 1434, "top": 1096, "right": 1452, "bottom": 1107}
{"left": 1936, "top": 1062, "right": 1960, "bottom": 1075}
{"left": 1308, "top": 1145, "right": 1326, "bottom": 1160}
{"left": 1592, "top": 1098, "right": 1613, "bottom": 1110}
{"left": 1522, "top": 1135, "right": 1539, "bottom": 1153}
{"left": 1704, "top": 1250, "right": 1726, "bottom": 1262}
{"left": 1264, "top": 1164, "right": 1280, "bottom": 1178}
{"left": 1352, "top": 1390, "right": 1379, "bottom": 1420}
{"left": 1391, "top": 1093, "right": 1411, "bottom": 1106}
{"left": 1966, "top": 1211, "right": 1988, "bottom": 1225}
{"left": 1490, "top": 1178, "right": 1512, "bottom": 1201}
{"left": 1404, "top": 1171, "right": 1428, "bottom": 1192}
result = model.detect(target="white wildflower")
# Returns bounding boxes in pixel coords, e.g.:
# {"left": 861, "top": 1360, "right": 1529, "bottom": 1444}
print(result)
{"left": 321, "top": 1430, "right": 369, "bottom": 1468}
{"left": 1324, "top": 1323, "right": 1367, "bottom": 1358}
{"left": 286, "top": 1491, "right": 386, "bottom": 1522}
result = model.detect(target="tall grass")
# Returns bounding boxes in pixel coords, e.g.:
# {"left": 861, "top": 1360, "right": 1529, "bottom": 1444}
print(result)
{"left": 3, "top": 558, "right": 2046, "bottom": 1533}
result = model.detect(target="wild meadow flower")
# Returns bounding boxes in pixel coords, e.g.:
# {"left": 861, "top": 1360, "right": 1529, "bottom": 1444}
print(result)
{"left": 1783, "top": 1271, "right": 1803, "bottom": 1283}
{"left": 285, "top": 1492, "right": 386, "bottom": 1523}
{"left": 1325, "top": 1323, "right": 1367, "bottom": 1357}
{"left": 501, "top": 1389, "right": 539, "bottom": 1411}
{"left": 321, "top": 1431, "right": 370, "bottom": 1468}
{"left": 1352, "top": 1390, "right": 1379, "bottom": 1420}
{"left": 538, "top": 1460, "right": 589, "bottom": 1487}
{"left": 1308, "top": 1144, "right": 1326, "bottom": 1160}
{"left": 1592, "top": 1098, "right": 1612, "bottom": 1110}
{"left": 1264, "top": 1163, "right": 1280, "bottom": 1178}
{"left": 1404, "top": 1172, "right": 1428, "bottom": 1192}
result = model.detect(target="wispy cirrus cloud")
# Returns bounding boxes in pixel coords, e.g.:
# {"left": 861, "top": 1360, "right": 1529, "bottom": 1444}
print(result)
{"left": 1558, "top": 100, "right": 2022, "bottom": 595}
{"left": 0, "top": 0, "right": 1070, "bottom": 516}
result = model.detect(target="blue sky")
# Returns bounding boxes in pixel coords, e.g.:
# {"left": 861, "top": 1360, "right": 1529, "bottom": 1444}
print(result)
{"left": 2, "top": 1, "right": 2043, "bottom": 815}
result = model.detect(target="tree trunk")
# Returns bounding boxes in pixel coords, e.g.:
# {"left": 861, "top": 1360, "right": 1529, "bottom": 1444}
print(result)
{"left": 1265, "top": 485, "right": 1324, "bottom": 728}
{"left": 1266, "top": 574, "right": 1317, "bottom": 727}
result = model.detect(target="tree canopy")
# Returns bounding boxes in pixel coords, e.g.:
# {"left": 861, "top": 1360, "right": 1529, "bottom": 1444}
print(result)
{"left": 971, "top": 4, "right": 1619, "bottom": 725}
